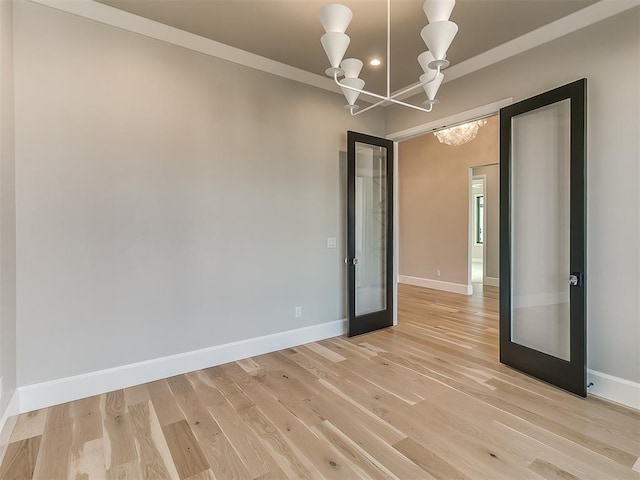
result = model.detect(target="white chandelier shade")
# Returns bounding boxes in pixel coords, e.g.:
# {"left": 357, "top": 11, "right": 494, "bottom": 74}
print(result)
{"left": 341, "top": 58, "right": 364, "bottom": 78}
{"left": 421, "top": 72, "right": 444, "bottom": 102}
{"left": 423, "top": 0, "right": 455, "bottom": 23}
{"left": 417, "top": 50, "right": 443, "bottom": 82}
{"left": 319, "top": 4, "right": 353, "bottom": 33}
{"left": 319, "top": 0, "right": 457, "bottom": 115}
{"left": 340, "top": 77, "right": 366, "bottom": 106}
{"left": 320, "top": 32, "right": 351, "bottom": 69}
{"left": 421, "top": 20, "right": 458, "bottom": 64}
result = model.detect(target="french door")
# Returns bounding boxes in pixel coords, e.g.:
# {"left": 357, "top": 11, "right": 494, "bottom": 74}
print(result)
{"left": 346, "top": 131, "right": 394, "bottom": 337}
{"left": 500, "top": 79, "right": 587, "bottom": 396}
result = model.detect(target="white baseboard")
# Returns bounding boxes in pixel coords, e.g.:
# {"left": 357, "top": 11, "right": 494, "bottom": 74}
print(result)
{"left": 18, "top": 319, "right": 346, "bottom": 414}
{"left": 398, "top": 275, "right": 472, "bottom": 296}
{"left": 587, "top": 369, "right": 640, "bottom": 411}
{"left": 484, "top": 276, "right": 499, "bottom": 287}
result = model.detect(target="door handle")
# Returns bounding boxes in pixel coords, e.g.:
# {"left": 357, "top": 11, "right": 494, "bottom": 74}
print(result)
{"left": 569, "top": 273, "right": 583, "bottom": 287}
{"left": 344, "top": 258, "right": 359, "bottom": 265}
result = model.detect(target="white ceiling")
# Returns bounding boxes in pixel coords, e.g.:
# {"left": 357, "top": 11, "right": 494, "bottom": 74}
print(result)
{"left": 95, "top": 0, "right": 599, "bottom": 94}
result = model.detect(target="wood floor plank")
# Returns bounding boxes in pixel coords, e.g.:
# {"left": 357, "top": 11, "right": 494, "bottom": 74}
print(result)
{"left": 129, "top": 401, "right": 180, "bottom": 479}
{"left": 161, "top": 420, "right": 209, "bottom": 480}
{"left": 8, "top": 410, "right": 47, "bottom": 444}
{"left": 106, "top": 460, "right": 141, "bottom": 480}
{"left": 166, "top": 374, "right": 195, "bottom": 397}
{"left": 69, "top": 437, "right": 106, "bottom": 480}
{"left": 173, "top": 374, "right": 252, "bottom": 480}
{"left": 205, "top": 396, "right": 285, "bottom": 479}
{"left": 185, "top": 469, "right": 215, "bottom": 480}
{"left": 0, "top": 436, "right": 41, "bottom": 479}
{"left": 305, "top": 342, "right": 347, "bottom": 363}
{"left": 494, "top": 417, "right": 640, "bottom": 480}
{"left": 32, "top": 403, "right": 72, "bottom": 479}
{"left": 202, "top": 367, "right": 255, "bottom": 412}
{"left": 70, "top": 395, "right": 103, "bottom": 460}
{"left": 239, "top": 405, "right": 320, "bottom": 479}
{"left": 528, "top": 458, "right": 581, "bottom": 480}
{"left": 101, "top": 390, "right": 138, "bottom": 471}
{"left": 486, "top": 377, "right": 640, "bottom": 455}
{"left": 220, "top": 362, "right": 364, "bottom": 480}
{"left": 325, "top": 337, "right": 377, "bottom": 359}
{"left": 393, "top": 436, "right": 469, "bottom": 480}
{"left": 146, "top": 380, "right": 186, "bottom": 427}
{"left": 124, "top": 384, "right": 151, "bottom": 407}
{"left": 311, "top": 421, "right": 398, "bottom": 480}
{"left": 253, "top": 351, "right": 407, "bottom": 445}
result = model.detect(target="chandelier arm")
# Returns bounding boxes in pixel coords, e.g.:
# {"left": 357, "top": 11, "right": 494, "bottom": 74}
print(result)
{"left": 335, "top": 73, "right": 393, "bottom": 102}
{"left": 348, "top": 99, "right": 389, "bottom": 116}
{"left": 384, "top": 98, "right": 434, "bottom": 114}
{"left": 361, "top": 99, "right": 388, "bottom": 112}
{"left": 349, "top": 97, "right": 433, "bottom": 116}
{"left": 335, "top": 73, "right": 436, "bottom": 115}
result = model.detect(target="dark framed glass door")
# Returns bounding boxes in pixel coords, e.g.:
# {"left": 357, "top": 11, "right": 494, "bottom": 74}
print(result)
{"left": 500, "top": 79, "right": 587, "bottom": 396}
{"left": 346, "top": 131, "right": 394, "bottom": 337}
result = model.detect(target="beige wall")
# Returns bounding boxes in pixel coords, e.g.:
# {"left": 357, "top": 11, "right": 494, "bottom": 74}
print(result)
{"left": 399, "top": 116, "right": 499, "bottom": 286}
{"left": 0, "top": 0, "right": 17, "bottom": 419}
{"left": 13, "top": 0, "right": 385, "bottom": 386}
{"left": 389, "top": 9, "right": 640, "bottom": 385}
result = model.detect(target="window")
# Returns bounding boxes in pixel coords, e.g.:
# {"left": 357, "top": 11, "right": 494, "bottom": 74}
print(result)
{"left": 475, "top": 194, "right": 484, "bottom": 244}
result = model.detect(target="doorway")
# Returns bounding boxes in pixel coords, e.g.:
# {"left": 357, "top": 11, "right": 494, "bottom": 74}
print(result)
{"left": 469, "top": 164, "right": 500, "bottom": 293}
{"left": 396, "top": 115, "right": 500, "bottom": 300}
{"left": 390, "top": 82, "right": 586, "bottom": 397}
{"left": 471, "top": 175, "right": 485, "bottom": 284}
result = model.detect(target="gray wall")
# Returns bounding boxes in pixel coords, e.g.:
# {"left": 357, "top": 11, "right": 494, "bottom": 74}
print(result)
{"left": 13, "top": 0, "right": 384, "bottom": 386}
{"left": 389, "top": 9, "right": 640, "bottom": 384}
{"left": 0, "top": 0, "right": 17, "bottom": 418}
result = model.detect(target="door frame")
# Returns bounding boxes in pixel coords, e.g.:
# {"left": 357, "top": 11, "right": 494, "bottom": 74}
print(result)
{"left": 469, "top": 172, "right": 488, "bottom": 290}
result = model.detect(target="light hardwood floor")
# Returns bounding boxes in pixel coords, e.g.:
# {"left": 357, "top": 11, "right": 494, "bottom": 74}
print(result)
{"left": 1, "top": 284, "right": 639, "bottom": 479}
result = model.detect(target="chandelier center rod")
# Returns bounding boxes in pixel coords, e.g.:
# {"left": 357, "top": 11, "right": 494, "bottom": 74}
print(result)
{"left": 386, "top": 0, "right": 391, "bottom": 99}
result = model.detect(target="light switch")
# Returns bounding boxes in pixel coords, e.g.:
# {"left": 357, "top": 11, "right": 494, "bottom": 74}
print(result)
{"left": 327, "top": 237, "right": 337, "bottom": 249}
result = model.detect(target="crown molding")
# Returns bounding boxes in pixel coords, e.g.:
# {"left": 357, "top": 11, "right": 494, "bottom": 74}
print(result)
{"left": 26, "top": 0, "right": 640, "bottom": 108}
{"left": 443, "top": 0, "right": 640, "bottom": 84}
{"left": 389, "top": 0, "right": 640, "bottom": 102}
{"left": 25, "top": 0, "right": 342, "bottom": 94}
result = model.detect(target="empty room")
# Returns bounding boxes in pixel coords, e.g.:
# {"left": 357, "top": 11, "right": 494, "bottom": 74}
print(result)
{"left": 0, "top": 0, "right": 639, "bottom": 478}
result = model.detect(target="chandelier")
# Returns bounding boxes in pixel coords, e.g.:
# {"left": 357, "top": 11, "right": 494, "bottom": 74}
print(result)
{"left": 434, "top": 119, "right": 488, "bottom": 146}
{"left": 319, "top": 0, "right": 458, "bottom": 115}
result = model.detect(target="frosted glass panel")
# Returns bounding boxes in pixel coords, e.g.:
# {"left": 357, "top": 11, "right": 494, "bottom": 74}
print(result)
{"left": 355, "top": 143, "right": 387, "bottom": 316}
{"left": 511, "top": 99, "right": 571, "bottom": 361}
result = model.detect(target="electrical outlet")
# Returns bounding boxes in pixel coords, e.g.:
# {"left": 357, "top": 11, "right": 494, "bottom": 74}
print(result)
{"left": 436, "top": 269, "right": 441, "bottom": 277}
{"left": 295, "top": 306, "right": 302, "bottom": 318}
{"left": 327, "top": 237, "right": 337, "bottom": 249}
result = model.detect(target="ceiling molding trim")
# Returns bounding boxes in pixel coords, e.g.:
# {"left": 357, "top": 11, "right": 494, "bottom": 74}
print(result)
{"left": 26, "top": 0, "right": 639, "bottom": 109}
{"left": 387, "top": 98, "right": 512, "bottom": 142}
{"left": 26, "top": 0, "right": 343, "bottom": 95}
{"left": 443, "top": 0, "right": 640, "bottom": 84}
